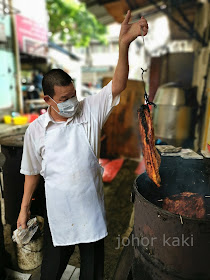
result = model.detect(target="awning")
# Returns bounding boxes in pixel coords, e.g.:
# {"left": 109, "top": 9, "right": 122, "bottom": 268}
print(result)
{"left": 20, "top": 42, "right": 81, "bottom": 67}
{"left": 20, "top": 53, "right": 47, "bottom": 64}
{"left": 48, "top": 42, "right": 80, "bottom": 61}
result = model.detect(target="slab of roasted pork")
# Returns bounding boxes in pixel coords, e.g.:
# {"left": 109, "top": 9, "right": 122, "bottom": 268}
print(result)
{"left": 138, "top": 105, "right": 161, "bottom": 187}
{"left": 163, "top": 192, "right": 206, "bottom": 219}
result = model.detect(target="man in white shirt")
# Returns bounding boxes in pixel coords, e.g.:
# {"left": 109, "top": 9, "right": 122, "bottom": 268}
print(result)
{"left": 17, "top": 11, "right": 148, "bottom": 280}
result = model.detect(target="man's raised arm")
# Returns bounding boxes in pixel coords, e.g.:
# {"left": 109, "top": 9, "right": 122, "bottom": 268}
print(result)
{"left": 112, "top": 10, "right": 148, "bottom": 98}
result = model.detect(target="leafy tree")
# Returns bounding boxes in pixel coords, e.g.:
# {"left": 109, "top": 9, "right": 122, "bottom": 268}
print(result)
{"left": 46, "top": 0, "right": 107, "bottom": 47}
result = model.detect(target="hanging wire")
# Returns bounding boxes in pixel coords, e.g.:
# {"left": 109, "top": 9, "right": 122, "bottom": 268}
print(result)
{"left": 140, "top": 26, "right": 156, "bottom": 108}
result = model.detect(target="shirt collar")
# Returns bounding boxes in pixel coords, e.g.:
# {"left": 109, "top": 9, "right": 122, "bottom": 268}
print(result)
{"left": 43, "top": 106, "right": 73, "bottom": 128}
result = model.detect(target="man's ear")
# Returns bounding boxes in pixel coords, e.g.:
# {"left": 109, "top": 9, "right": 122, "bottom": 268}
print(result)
{"left": 44, "top": 95, "right": 50, "bottom": 105}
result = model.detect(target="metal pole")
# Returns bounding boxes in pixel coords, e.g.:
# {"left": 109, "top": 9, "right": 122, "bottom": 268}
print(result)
{"left": 8, "top": 0, "right": 23, "bottom": 114}
{"left": 0, "top": 147, "right": 6, "bottom": 226}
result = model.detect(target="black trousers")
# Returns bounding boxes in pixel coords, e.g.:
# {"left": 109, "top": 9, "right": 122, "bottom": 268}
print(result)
{"left": 40, "top": 211, "right": 104, "bottom": 280}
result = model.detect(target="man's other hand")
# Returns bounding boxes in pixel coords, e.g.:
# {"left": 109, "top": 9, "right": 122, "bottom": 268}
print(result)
{"left": 17, "top": 174, "right": 40, "bottom": 229}
{"left": 17, "top": 208, "right": 31, "bottom": 229}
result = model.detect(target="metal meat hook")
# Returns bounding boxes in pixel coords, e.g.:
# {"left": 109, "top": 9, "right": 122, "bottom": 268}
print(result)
{"left": 140, "top": 26, "right": 156, "bottom": 108}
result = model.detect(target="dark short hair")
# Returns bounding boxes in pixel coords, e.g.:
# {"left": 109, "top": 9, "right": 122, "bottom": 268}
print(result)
{"left": 42, "top": 69, "right": 73, "bottom": 97}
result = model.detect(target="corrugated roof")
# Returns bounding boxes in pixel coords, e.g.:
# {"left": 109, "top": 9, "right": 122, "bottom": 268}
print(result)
{"left": 81, "top": 0, "right": 196, "bottom": 23}
{"left": 82, "top": 1, "right": 115, "bottom": 24}
{"left": 81, "top": 0, "right": 199, "bottom": 42}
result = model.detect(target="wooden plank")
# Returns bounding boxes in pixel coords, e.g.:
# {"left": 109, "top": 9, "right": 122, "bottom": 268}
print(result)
{"left": 104, "top": 1, "right": 128, "bottom": 23}
{"left": 61, "top": 265, "right": 76, "bottom": 280}
{"left": 101, "top": 78, "right": 145, "bottom": 159}
{"left": 70, "top": 268, "right": 80, "bottom": 280}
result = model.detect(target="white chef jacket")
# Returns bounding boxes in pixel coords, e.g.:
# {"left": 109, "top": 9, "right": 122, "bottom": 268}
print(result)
{"left": 20, "top": 80, "right": 119, "bottom": 181}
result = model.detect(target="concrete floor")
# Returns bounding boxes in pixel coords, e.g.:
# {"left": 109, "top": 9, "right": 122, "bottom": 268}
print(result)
{"left": 13, "top": 265, "right": 80, "bottom": 280}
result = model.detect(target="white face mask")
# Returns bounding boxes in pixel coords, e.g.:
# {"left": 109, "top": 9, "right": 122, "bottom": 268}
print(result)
{"left": 49, "top": 96, "right": 79, "bottom": 118}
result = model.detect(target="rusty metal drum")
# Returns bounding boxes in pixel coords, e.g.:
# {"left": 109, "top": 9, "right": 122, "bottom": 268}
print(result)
{"left": 132, "top": 156, "right": 210, "bottom": 280}
{"left": 0, "top": 133, "right": 45, "bottom": 226}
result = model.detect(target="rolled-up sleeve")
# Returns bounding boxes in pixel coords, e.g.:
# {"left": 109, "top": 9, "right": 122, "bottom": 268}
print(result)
{"left": 20, "top": 128, "right": 42, "bottom": 175}
{"left": 85, "top": 80, "right": 120, "bottom": 129}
